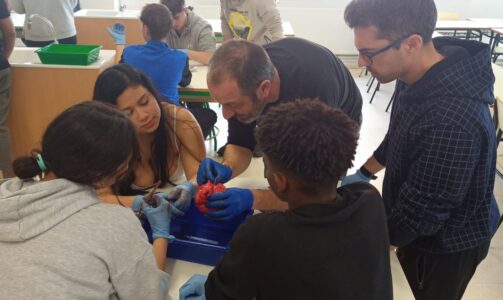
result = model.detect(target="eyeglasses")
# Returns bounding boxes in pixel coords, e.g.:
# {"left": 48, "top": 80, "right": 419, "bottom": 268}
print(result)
{"left": 359, "top": 35, "right": 410, "bottom": 66}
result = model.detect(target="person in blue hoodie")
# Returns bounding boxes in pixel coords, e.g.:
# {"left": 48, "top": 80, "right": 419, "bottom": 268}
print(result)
{"left": 342, "top": 0, "right": 500, "bottom": 299}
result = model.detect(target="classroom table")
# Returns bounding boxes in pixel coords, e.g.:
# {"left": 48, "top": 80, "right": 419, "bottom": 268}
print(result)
{"left": 468, "top": 18, "right": 503, "bottom": 29}
{"left": 467, "top": 18, "right": 503, "bottom": 47}
{"left": 178, "top": 62, "right": 213, "bottom": 103}
{"left": 435, "top": 20, "right": 488, "bottom": 40}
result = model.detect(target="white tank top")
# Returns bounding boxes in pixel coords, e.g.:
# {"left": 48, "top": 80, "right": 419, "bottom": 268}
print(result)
{"left": 131, "top": 106, "right": 186, "bottom": 191}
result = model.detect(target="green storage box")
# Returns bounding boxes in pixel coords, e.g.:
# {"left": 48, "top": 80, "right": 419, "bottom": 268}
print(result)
{"left": 35, "top": 44, "right": 102, "bottom": 66}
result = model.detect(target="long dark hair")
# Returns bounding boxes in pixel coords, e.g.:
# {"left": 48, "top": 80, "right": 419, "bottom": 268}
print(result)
{"left": 93, "top": 64, "right": 172, "bottom": 195}
{"left": 12, "top": 101, "right": 139, "bottom": 186}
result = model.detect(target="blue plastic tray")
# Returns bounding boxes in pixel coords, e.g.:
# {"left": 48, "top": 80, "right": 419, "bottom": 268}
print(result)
{"left": 141, "top": 201, "right": 252, "bottom": 266}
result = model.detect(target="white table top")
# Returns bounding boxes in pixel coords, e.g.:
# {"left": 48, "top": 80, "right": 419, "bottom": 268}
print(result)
{"left": 436, "top": 20, "right": 489, "bottom": 30}
{"left": 207, "top": 19, "right": 295, "bottom": 37}
{"left": 491, "top": 27, "right": 503, "bottom": 36}
{"left": 468, "top": 18, "right": 503, "bottom": 29}
{"left": 181, "top": 62, "right": 209, "bottom": 92}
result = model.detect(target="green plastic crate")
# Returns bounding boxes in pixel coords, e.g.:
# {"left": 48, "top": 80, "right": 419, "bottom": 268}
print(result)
{"left": 35, "top": 44, "right": 102, "bottom": 66}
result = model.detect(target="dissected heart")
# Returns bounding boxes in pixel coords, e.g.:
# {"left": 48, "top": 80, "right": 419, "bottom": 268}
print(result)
{"left": 195, "top": 182, "right": 226, "bottom": 214}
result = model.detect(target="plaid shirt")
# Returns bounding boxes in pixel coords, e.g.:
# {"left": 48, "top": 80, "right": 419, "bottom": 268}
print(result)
{"left": 375, "top": 37, "right": 500, "bottom": 254}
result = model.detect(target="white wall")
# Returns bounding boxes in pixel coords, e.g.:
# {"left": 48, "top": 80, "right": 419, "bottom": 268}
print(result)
{"left": 80, "top": 0, "right": 503, "bottom": 55}
{"left": 79, "top": 0, "right": 113, "bottom": 9}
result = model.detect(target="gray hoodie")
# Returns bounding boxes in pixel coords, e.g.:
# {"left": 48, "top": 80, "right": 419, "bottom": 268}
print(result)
{"left": 166, "top": 10, "right": 216, "bottom": 52}
{"left": 220, "top": 0, "right": 283, "bottom": 45}
{"left": 0, "top": 178, "right": 169, "bottom": 300}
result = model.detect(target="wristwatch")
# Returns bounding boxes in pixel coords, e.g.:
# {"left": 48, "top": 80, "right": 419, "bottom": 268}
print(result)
{"left": 359, "top": 166, "right": 377, "bottom": 180}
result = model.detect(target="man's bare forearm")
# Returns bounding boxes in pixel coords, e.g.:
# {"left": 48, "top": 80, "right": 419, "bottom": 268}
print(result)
{"left": 362, "top": 156, "right": 385, "bottom": 175}
{"left": 223, "top": 144, "right": 253, "bottom": 179}
{"left": 188, "top": 50, "right": 213, "bottom": 65}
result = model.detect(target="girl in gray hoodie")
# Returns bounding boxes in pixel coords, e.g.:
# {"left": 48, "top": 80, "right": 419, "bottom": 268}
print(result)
{"left": 0, "top": 101, "right": 172, "bottom": 300}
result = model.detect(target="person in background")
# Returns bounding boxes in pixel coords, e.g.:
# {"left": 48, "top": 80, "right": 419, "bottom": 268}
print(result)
{"left": 93, "top": 64, "right": 205, "bottom": 216}
{"left": 197, "top": 38, "right": 363, "bottom": 220}
{"left": 74, "top": 0, "right": 80, "bottom": 12}
{"left": 161, "top": 0, "right": 216, "bottom": 65}
{"left": 179, "top": 100, "right": 392, "bottom": 300}
{"left": 11, "top": 0, "right": 79, "bottom": 47}
{"left": 220, "top": 0, "right": 283, "bottom": 45}
{"left": 108, "top": 3, "right": 191, "bottom": 106}
{"left": 342, "top": 0, "right": 500, "bottom": 299}
{"left": 0, "top": 101, "right": 170, "bottom": 299}
{"left": 108, "top": 3, "right": 217, "bottom": 139}
{"left": 0, "top": 0, "right": 14, "bottom": 178}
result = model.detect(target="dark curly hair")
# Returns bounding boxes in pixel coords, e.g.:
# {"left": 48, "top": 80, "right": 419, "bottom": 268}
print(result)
{"left": 255, "top": 99, "right": 358, "bottom": 193}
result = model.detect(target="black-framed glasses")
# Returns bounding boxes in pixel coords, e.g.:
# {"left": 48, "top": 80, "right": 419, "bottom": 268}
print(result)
{"left": 359, "top": 35, "right": 410, "bottom": 66}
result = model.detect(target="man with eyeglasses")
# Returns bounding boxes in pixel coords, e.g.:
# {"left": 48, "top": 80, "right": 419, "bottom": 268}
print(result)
{"left": 343, "top": 0, "right": 500, "bottom": 299}
{"left": 161, "top": 0, "right": 216, "bottom": 65}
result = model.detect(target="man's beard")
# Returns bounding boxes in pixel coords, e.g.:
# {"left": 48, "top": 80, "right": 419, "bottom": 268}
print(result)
{"left": 236, "top": 99, "right": 266, "bottom": 124}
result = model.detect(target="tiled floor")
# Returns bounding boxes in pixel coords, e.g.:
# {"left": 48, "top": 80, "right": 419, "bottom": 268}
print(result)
{"left": 204, "top": 68, "right": 503, "bottom": 299}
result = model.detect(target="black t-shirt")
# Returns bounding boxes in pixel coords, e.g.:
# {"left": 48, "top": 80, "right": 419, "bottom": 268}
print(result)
{"left": 205, "top": 182, "right": 392, "bottom": 300}
{"left": 0, "top": 0, "right": 10, "bottom": 70}
{"left": 227, "top": 37, "right": 363, "bottom": 151}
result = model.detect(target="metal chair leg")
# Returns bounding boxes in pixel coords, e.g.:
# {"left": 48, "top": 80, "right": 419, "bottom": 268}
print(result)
{"left": 366, "top": 77, "right": 375, "bottom": 93}
{"left": 358, "top": 68, "right": 366, "bottom": 77}
{"left": 366, "top": 75, "right": 373, "bottom": 86}
{"left": 370, "top": 82, "right": 380, "bottom": 104}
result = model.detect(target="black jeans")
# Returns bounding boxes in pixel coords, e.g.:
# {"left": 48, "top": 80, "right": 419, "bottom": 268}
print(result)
{"left": 22, "top": 35, "right": 77, "bottom": 48}
{"left": 397, "top": 240, "right": 491, "bottom": 300}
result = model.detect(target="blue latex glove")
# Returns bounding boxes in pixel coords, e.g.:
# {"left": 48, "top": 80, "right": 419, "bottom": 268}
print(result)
{"left": 179, "top": 274, "right": 207, "bottom": 300}
{"left": 206, "top": 188, "right": 253, "bottom": 220}
{"left": 132, "top": 194, "right": 143, "bottom": 213}
{"left": 142, "top": 198, "right": 182, "bottom": 240}
{"left": 197, "top": 158, "right": 232, "bottom": 185}
{"left": 340, "top": 169, "right": 371, "bottom": 186}
{"left": 133, "top": 193, "right": 184, "bottom": 217}
{"left": 106, "top": 23, "right": 126, "bottom": 45}
{"left": 166, "top": 181, "right": 196, "bottom": 213}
